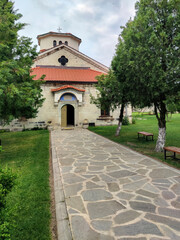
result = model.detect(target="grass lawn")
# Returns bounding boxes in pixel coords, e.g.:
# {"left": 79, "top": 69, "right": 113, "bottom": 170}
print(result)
{"left": 89, "top": 113, "right": 180, "bottom": 169}
{"left": 0, "top": 130, "right": 51, "bottom": 240}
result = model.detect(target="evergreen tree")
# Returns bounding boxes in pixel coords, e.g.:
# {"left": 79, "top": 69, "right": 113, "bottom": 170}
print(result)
{"left": 0, "top": 0, "right": 44, "bottom": 124}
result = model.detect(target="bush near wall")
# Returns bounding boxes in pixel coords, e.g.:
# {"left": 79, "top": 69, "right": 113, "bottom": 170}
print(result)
{"left": 0, "top": 168, "right": 16, "bottom": 240}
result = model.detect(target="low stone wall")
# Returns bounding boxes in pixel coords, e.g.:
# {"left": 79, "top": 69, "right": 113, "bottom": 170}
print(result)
{"left": 0, "top": 119, "right": 47, "bottom": 132}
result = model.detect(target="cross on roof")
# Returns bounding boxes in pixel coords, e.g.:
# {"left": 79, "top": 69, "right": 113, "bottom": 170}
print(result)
{"left": 57, "top": 27, "right": 62, "bottom": 33}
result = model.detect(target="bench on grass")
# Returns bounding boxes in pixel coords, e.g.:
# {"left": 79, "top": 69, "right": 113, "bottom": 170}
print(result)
{"left": 163, "top": 146, "right": 180, "bottom": 160}
{"left": 138, "top": 131, "right": 154, "bottom": 141}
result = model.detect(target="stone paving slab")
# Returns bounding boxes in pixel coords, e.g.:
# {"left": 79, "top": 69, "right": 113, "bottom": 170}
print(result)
{"left": 51, "top": 128, "right": 180, "bottom": 240}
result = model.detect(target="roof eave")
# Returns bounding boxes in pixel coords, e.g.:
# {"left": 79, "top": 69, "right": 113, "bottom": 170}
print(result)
{"left": 37, "top": 32, "right": 82, "bottom": 45}
{"left": 45, "top": 80, "right": 98, "bottom": 84}
{"left": 35, "top": 44, "right": 109, "bottom": 73}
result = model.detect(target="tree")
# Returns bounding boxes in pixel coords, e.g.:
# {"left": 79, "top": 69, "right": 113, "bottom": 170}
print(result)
{"left": 91, "top": 69, "right": 128, "bottom": 136}
{"left": 114, "top": 0, "right": 180, "bottom": 151}
{"left": 91, "top": 38, "right": 138, "bottom": 137}
{"left": 0, "top": 0, "right": 44, "bottom": 124}
{"left": 166, "top": 93, "right": 180, "bottom": 113}
{"left": 111, "top": 36, "right": 144, "bottom": 135}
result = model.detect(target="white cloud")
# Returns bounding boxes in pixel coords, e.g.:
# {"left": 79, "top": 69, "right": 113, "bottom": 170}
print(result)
{"left": 13, "top": 0, "right": 137, "bottom": 66}
{"left": 75, "top": 3, "right": 94, "bottom": 14}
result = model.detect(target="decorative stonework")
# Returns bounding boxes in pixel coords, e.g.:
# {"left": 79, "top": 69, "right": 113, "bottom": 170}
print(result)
{"left": 53, "top": 88, "right": 84, "bottom": 106}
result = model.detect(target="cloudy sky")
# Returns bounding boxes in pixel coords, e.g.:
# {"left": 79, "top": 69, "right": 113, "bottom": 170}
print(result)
{"left": 14, "top": 0, "right": 137, "bottom": 67}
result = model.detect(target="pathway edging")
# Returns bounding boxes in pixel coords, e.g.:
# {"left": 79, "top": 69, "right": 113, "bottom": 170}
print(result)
{"left": 51, "top": 133, "right": 72, "bottom": 240}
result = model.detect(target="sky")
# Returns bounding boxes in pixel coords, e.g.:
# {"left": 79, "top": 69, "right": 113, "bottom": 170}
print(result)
{"left": 13, "top": 0, "right": 137, "bottom": 67}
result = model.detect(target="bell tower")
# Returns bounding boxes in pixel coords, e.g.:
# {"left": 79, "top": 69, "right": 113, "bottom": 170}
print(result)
{"left": 37, "top": 32, "right": 82, "bottom": 51}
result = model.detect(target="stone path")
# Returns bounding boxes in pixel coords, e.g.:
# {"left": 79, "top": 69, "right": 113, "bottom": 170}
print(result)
{"left": 51, "top": 128, "right": 180, "bottom": 240}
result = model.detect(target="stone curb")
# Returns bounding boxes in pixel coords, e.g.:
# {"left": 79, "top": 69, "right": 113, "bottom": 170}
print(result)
{"left": 51, "top": 131, "right": 72, "bottom": 240}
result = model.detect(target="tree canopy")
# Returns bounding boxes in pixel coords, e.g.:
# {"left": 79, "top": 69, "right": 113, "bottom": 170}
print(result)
{"left": 0, "top": 0, "right": 44, "bottom": 123}
{"left": 91, "top": 69, "right": 129, "bottom": 136}
{"left": 112, "top": 0, "right": 180, "bottom": 151}
{"left": 91, "top": 70, "right": 122, "bottom": 112}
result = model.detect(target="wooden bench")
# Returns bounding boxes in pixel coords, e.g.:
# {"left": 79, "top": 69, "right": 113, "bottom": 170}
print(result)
{"left": 138, "top": 131, "right": 154, "bottom": 141}
{"left": 163, "top": 146, "right": 180, "bottom": 160}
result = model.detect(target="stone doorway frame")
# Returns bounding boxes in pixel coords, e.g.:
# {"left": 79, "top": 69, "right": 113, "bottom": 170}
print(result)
{"left": 59, "top": 102, "right": 79, "bottom": 126}
{"left": 52, "top": 87, "right": 85, "bottom": 127}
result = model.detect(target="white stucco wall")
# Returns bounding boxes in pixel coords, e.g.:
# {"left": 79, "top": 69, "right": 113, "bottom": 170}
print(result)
{"left": 32, "top": 83, "right": 130, "bottom": 127}
{"left": 33, "top": 84, "right": 59, "bottom": 124}
{"left": 39, "top": 35, "right": 80, "bottom": 50}
{"left": 0, "top": 83, "right": 131, "bottom": 130}
{"left": 33, "top": 48, "right": 107, "bottom": 73}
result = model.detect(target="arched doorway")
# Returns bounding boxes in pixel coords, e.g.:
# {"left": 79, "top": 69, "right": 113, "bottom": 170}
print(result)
{"left": 67, "top": 104, "right": 74, "bottom": 125}
{"left": 61, "top": 104, "right": 74, "bottom": 127}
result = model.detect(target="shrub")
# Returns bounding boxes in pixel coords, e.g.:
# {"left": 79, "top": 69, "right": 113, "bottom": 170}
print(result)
{"left": 0, "top": 184, "right": 6, "bottom": 209}
{"left": 132, "top": 118, "right": 136, "bottom": 124}
{"left": 0, "top": 169, "right": 16, "bottom": 197}
{"left": 0, "top": 168, "right": 16, "bottom": 240}
{"left": 122, "top": 116, "right": 130, "bottom": 125}
{"left": 0, "top": 168, "right": 16, "bottom": 209}
{"left": 0, "top": 221, "right": 11, "bottom": 240}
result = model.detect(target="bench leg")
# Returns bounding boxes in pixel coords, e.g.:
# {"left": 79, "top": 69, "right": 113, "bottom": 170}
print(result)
{"left": 164, "top": 150, "right": 177, "bottom": 160}
{"left": 164, "top": 149, "right": 166, "bottom": 160}
{"left": 146, "top": 135, "right": 150, "bottom": 141}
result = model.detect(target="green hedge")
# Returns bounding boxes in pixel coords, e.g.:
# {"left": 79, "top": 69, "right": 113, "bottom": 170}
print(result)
{"left": 0, "top": 168, "right": 16, "bottom": 240}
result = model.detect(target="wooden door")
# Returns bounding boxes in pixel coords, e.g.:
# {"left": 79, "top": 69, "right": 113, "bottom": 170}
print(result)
{"left": 61, "top": 105, "right": 67, "bottom": 127}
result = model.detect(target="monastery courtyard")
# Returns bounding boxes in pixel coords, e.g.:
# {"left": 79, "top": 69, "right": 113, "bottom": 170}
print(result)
{"left": 51, "top": 128, "right": 180, "bottom": 240}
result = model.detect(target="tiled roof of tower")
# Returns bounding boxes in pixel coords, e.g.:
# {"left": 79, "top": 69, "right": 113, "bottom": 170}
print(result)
{"left": 31, "top": 67, "right": 104, "bottom": 83}
{"left": 37, "top": 32, "right": 82, "bottom": 45}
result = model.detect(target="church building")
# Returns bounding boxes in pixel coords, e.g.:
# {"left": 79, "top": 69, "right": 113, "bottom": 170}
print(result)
{"left": 0, "top": 31, "right": 132, "bottom": 131}
{"left": 31, "top": 31, "right": 132, "bottom": 128}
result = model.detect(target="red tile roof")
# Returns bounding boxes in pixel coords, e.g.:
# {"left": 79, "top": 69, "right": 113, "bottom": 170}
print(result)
{"left": 31, "top": 67, "right": 104, "bottom": 82}
{"left": 51, "top": 85, "right": 85, "bottom": 92}
{"left": 40, "top": 49, "right": 46, "bottom": 53}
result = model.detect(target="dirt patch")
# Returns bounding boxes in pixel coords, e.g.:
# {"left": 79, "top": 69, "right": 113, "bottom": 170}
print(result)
{"left": 49, "top": 135, "right": 58, "bottom": 240}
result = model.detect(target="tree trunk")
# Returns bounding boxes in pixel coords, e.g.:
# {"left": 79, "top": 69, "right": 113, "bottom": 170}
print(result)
{"left": 155, "top": 127, "right": 166, "bottom": 152}
{"left": 154, "top": 102, "right": 167, "bottom": 152}
{"left": 115, "top": 103, "right": 125, "bottom": 136}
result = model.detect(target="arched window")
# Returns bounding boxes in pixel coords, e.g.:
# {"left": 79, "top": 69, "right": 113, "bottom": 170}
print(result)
{"left": 53, "top": 40, "right": 57, "bottom": 47}
{"left": 59, "top": 41, "right": 62, "bottom": 45}
{"left": 65, "top": 41, "right": 68, "bottom": 46}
